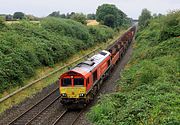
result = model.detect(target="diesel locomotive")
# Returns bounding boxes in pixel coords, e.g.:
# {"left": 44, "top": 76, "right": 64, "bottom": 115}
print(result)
{"left": 59, "top": 25, "right": 136, "bottom": 108}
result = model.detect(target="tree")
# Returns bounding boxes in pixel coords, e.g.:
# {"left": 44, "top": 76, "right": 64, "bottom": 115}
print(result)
{"left": 138, "top": 9, "right": 152, "bottom": 29}
{"left": 104, "top": 14, "right": 115, "bottom": 27}
{"left": 0, "top": 16, "right": 5, "bottom": 28}
{"left": 70, "top": 13, "right": 87, "bottom": 24}
{"left": 66, "top": 12, "right": 75, "bottom": 19}
{"left": 48, "top": 11, "right": 60, "bottom": 17}
{"left": 13, "top": 12, "right": 25, "bottom": 19}
{"left": 5, "top": 15, "right": 13, "bottom": 21}
{"left": 87, "top": 14, "right": 96, "bottom": 20}
{"left": 26, "top": 14, "right": 38, "bottom": 21}
{"left": 60, "top": 14, "right": 66, "bottom": 18}
{"left": 96, "top": 4, "right": 128, "bottom": 28}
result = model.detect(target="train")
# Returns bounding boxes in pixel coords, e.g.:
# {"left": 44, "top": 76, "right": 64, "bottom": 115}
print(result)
{"left": 59, "top": 25, "right": 136, "bottom": 108}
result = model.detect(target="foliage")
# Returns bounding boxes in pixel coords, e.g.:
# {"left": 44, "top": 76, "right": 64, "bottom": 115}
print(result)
{"left": 87, "top": 14, "right": 96, "bottom": 20}
{"left": 0, "top": 17, "right": 5, "bottom": 28}
{"left": 88, "top": 25, "right": 114, "bottom": 42}
{"left": 88, "top": 11, "right": 180, "bottom": 125}
{"left": 0, "top": 17, "right": 114, "bottom": 94}
{"left": 48, "top": 12, "right": 87, "bottom": 24}
{"left": 104, "top": 14, "right": 115, "bottom": 28}
{"left": 96, "top": 4, "right": 130, "bottom": 28}
{"left": 70, "top": 13, "right": 87, "bottom": 25}
{"left": 138, "top": 8, "right": 152, "bottom": 29}
{"left": 48, "top": 11, "right": 60, "bottom": 17}
{"left": 26, "top": 14, "right": 39, "bottom": 21}
{"left": 159, "top": 10, "right": 180, "bottom": 41}
{"left": 13, "top": 12, "right": 25, "bottom": 19}
{"left": 5, "top": 15, "right": 14, "bottom": 21}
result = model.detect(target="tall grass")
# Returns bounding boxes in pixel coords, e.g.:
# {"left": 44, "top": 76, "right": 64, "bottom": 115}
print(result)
{"left": 88, "top": 11, "right": 180, "bottom": 125}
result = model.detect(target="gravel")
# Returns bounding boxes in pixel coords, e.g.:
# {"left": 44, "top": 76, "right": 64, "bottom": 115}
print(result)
{"left": 0, "top": 81, "right": 59, "bottom": 125}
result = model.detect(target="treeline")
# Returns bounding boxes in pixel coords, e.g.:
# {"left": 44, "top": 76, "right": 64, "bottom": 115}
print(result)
{"left": 0, "top": 12, "right": 40, "bottom": 21}
{"left": 0, "top": 11, "right": 95, "bottom": 23}
{"left": 88, "top": 10, "right": 180, "bottom": 124}
{"left": 1, "top": 4, "right": 131, "bottom": 28}
{"left": 48, "top": 11, "right": 96, "bottom": 20}
{"left": 0, "top": 17, "right": 114, "bottom": 94}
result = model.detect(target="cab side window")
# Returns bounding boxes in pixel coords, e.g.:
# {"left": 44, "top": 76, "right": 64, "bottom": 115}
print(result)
{"left": 86, "top": 78, "right": 89, "bottom": 87}
{"left": 93, "top": 70, "right": 97, "bottom": 83}
{"left": 108, "top": 59, "right": 110, "bottom": 66}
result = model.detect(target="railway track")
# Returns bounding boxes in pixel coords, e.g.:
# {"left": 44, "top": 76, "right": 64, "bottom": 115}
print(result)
{"left": 7, "top": 87, "right": 60, "bottom": 125}
{"left": 52, "top": 109, "right": 83, "bottom": 125}
{"left": 0, "top": 27, "right": 136, "bottom": 125}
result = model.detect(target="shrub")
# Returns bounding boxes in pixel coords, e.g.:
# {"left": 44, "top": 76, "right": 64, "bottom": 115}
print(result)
{"left": 88, "top": 10, "right": 180, "bottom": 125}
{"left": 0, "top": 17, "right": 114, "bottom": 94}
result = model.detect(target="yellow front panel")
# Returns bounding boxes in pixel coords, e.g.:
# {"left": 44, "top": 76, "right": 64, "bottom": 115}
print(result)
{"left": 60, "top": 87, "right": 86, "bottom": 98}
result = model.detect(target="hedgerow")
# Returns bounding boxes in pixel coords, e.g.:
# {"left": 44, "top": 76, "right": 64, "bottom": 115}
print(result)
{"left": 88, "top": 11, "right": 180, "bottom": 125}
{"left": 0, "top": 17, "right": 114, "bottom": 94}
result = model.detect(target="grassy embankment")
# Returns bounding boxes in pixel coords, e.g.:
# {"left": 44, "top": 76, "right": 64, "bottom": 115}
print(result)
{"left": 0, "top": 17, "right": 115, "bottom": 95}
{"left": 88, "top": 11, "right": 180, "bottom": 125}
{"left": 0, "top": 17, "right": 126, "bottom": 113}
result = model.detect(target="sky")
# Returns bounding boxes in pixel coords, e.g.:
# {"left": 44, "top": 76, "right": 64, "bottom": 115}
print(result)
{"left": 0, "top": 0, "right": 179, "bottom": 19}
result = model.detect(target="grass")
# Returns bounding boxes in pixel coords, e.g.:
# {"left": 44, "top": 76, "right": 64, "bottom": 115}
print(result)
{"left": 87, "top": 11, "right": 180, "bottom": 125}
{"left": 5, "top": 20, "right": 40, "bottom": 24}
{"left": 0, "top": 30, "right": 125, "bottom": 114}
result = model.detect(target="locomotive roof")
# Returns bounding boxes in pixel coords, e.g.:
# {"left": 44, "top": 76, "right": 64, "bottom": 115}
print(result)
{"left": 71, "top": 50, "right": 110, "bottom": 76}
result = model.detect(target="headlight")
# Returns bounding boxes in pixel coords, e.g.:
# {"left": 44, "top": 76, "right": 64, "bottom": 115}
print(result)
{"left": 61, "top": 93, "right": 67, "bottom": 97}
{"left": 79, "top": 93, "right": 85, "bottom": 97}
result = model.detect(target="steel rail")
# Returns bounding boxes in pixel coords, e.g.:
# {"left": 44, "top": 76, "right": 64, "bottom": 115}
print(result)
{"left": 25, "top": 96, "right": 60, "bottom": 125}
{"left": 51, "top": 109, "right": 84, "bottom": 125}
{"left": 70, "top": 110, "right": 84, "bottom": 125}
{"left": 52, "top": 110, "right": 68, "bottom": 125}
{"left": 8, "top": 87, "right": 59, "bottom": 125}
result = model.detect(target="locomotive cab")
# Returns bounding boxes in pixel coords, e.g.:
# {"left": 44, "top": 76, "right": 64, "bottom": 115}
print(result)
{"left": 59, "top": 71, "right": 87, "bottom": 106}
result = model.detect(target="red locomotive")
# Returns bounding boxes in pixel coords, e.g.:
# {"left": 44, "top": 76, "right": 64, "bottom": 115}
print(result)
{"left": 59, "top": 25, "right": 136, "bottom": 108}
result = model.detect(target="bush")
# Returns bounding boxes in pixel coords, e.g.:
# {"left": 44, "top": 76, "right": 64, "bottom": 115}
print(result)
{"left": 88, "top": 25, "right": 114, "bottom": 42}
{"left": 0, "top": 17, "right": 114, "bottom": 94}
{"left": 88, "top": 10, "right": 180, "bottom": 125}
{"left": 159, "top": 11, "right": 180, "bottom": 41}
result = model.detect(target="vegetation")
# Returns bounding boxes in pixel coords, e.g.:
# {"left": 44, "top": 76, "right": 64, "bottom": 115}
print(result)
{"left": 0, "top": 17, "right": 114, "bottom": 94}
{"left": 88, "top": 11, "right": 180, "bottom": 125}
{"left": 138, "top": 8, "right": 152, "bottom": 29}
{"left": 0, "top": 17, "right": 5, "bottom": 28}
{"left": 70, "top": 13, "right": 87, "bottom": 24}
{"left": 0, "top": 28, "right": 125, "bottom": 114}
{"left": 13, "top": 12, "right": 25, "bottom": 19}
{"left": 48, "top": 12, "right": 87, "bottom": 24}
{"left": 96, "top": 4, "right": 130, "bottom": 28}
{"left": 48, "top": 11, "right": 61, "bottom": 17}
{"left": 87, "top": 13, "right": 96, "bottom": 20}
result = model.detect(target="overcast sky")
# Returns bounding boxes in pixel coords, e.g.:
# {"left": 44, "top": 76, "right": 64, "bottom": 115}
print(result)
{"left": 0, "top": 0, "right": 179, "bottom": 19}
